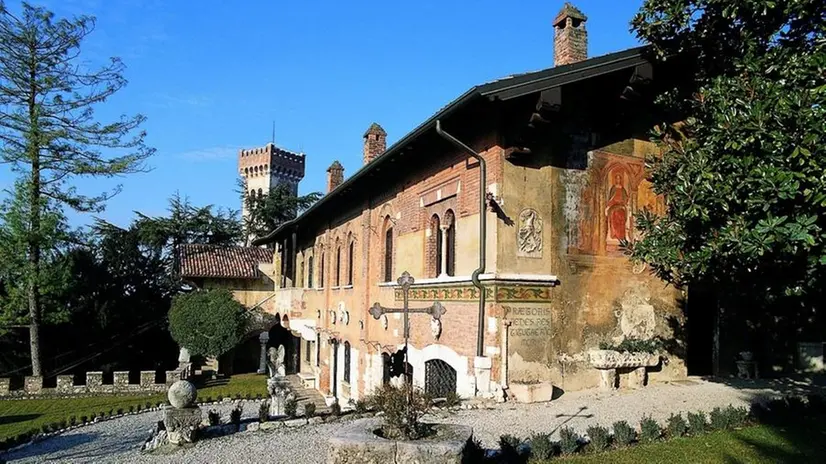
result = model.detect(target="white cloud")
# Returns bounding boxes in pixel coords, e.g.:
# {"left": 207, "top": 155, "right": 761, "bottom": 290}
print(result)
{"left": 176, "top": 146, "right": 240, "bottom": 162}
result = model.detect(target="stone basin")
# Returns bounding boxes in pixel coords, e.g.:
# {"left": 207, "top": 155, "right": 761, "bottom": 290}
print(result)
{"left": 327, "top": 417, "right": 473, "bottom": 464}
{"left": 588, "top": 349, "right": 659, "bottom": 369}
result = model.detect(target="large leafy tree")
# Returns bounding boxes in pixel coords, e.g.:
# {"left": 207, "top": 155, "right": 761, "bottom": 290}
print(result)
{"left": 630, "top": 0, "right": 826, "bottom": 371}
{"left": 168, "top": 289, "right": 248, "bottom": 358}
{"left": 241, "top": 181, "right": 321, "bottom": 244}
{"left": 0, "top": 3, "right": 153, "bottom": 376}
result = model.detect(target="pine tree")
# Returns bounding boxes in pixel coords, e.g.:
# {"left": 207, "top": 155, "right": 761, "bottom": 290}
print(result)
{"left": 0, "top": 3, "right": 153, "bottom": 375}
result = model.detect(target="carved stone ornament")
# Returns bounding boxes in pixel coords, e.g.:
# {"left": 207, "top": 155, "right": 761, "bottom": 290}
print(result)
{"left": 517, "top": 208, "right": 543, "bottom": 258}
{"left": 431, "top": 317, "right": 442, "bottom": 341}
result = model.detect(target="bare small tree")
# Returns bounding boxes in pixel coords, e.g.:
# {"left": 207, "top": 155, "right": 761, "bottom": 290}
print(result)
{"left": 0, "top": 2, "right": 153, "bottom": 376}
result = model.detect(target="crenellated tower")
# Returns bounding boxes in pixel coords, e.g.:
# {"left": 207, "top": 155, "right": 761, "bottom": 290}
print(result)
{"left": 238, "top": 142, "right": 306, "bottom": 219}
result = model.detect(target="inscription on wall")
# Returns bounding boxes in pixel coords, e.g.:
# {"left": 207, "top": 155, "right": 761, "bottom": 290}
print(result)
{"left": 504, "top": 305, "right": 552, "bottom": 342}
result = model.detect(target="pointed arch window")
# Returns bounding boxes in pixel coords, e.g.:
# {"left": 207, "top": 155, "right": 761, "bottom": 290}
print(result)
{"left": 347, "top": 238, "right": 354, "bottom": 285}
{"left": 445, "top": 210, "right": 456, "bottom": 276}
{"left": 307, "top": 255, "right": 314, "bottom": 288}
{"left": 320, "top": 252, "right": 325, "bottom": 288}
{"left": 335, "top": 244, "right": 341, "bottom": 287}
{"left": 383, "top": 216, "right": 394, "bottom": 282}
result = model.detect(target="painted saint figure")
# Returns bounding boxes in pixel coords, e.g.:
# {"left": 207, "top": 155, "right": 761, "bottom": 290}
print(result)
{"left": 605, "top": 171, "right": 629, "bottom": 241}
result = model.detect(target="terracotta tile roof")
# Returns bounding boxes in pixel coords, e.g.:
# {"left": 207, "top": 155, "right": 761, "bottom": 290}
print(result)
{"left": 179, "top": 244, "right": 273, "bottom": 279}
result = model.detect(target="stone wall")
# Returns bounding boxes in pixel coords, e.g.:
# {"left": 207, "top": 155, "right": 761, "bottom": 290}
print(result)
{"left": 0, "top": 365, "right": 190, "bottom": 398}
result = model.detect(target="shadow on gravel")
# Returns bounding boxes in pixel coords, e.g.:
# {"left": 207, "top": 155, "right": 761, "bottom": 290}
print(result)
{"left": 1, "top": 432, "right": 99, "bottom": 462}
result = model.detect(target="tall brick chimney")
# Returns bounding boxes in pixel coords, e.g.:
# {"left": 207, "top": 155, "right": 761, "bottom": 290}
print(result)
{"left": 553, "top": 3, "right": 588, "bottom": 66}
{"left": 326, "top": 160, "right": 344, "bottom": 193}
{"left": 363, "top": 122, "right": 387, "bottom": 165}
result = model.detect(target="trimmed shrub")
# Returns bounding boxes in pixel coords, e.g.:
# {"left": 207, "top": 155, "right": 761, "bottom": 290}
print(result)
{"left": 666, "top": 413, "right": 688, "bottom": 437}
{"left": 235, "top": 393, "right": 242, "bottom": 400}
{"left": 145, "top": 401, "right": 152, "bottom": 410}
{"left": 612, "top": 420, "right": 635, "bottom": 447}
{"left": 354, "top": 399, "right": 369, "bottom": 414}
{"left": 463, "top": 437, "right": 487, "bottom": 462}
{"left": 136, "top": 404, "right": 142, "bottom": 412}
{"left": 80, "top": 415, "right": 88, "bottom": 424}
{"left": 207, "top": 409, "right": 221, "bottom": 426}
{"left": 499, "top": 434, "right": 523, "bottom": 461}
{"left": 369, "top": 384, "right": 432, "bottom": 439}
{"left": 687, "top": 411, "right": 707, "bottom": 434}
{"left": 256, "top": 393, "right": 262, "bottom": 400}
{"left": 40, "top": 424, "right": 50, "bottom": 434}
{"left": 59, "top": 419, "right": 68, "bottom": 429}
{"left": 128, "top": 405, "right": 135, "bottom": 413}
{"left": 206, "top": 396, "right": 213, "bottom": 403}
{"left": 443, "top": 391, "right": 461, "bottom": 408}
{"left": 304, "top": 402, "right": 316, "bottom": 418}
{"left": 529, "top": 432, "right": 554, "bottom": 461}
{"left": 709, "top": 407, "right": 729, "bottom": 430}
{"left": 330, "top": 401, "right": 342, "bottom": 416}
{"left": 726, "top": 405, "right": 750, "bottom": 427}
{"left": 217, "top": 395, "right": 224, "bottom": 402}
{"left": 559, "top": 427, "right": 581, "bottom": 455}
{"left": 586, "top": 425, "right": 611, "bottom": 452}
{"left": 116, "top": 408, "right": 124, "bottom": 415}
{"left": 640, "top": 416, "right": 661, "bottom": 442}
{"left": 68, "top": 415, "right": 77, "bottom": 426}
{"left": 285, "top": 397, "right": 298, "bottom": 418}
{"left": 245, "top": 393, "right": 252, "bottom": 400}
{"left": 230, "top": 405, "right": 243, "bottom": 430}
{"left": 259, "top": 400, "right": 270, "bottom": 422}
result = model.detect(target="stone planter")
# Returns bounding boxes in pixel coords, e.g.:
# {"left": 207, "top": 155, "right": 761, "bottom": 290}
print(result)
{"left": 508, "top": 381, "right": 556, "bottom": 403}
{"left": 328, "top": 418, "right": 472, "bottom": 464}
{"left": 588, "top": 350, "right": 660, "bottom": 390}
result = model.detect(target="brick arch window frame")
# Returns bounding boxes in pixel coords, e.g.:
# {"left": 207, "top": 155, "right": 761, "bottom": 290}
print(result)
{"left": 383, "top": 215, "right": 394, "bottom": 282}
{"left": 343, "top": 341, "right": 351, "bottom": 383}
{"left": 444, "top": 209, "right": 456, "bottom": 276}
{"left": 335, "top": 238, "right": 342, "bottom": 287}
{"left": 307, "top": 253, "right": 314, "bottom": 288}
{"left": 428, "top": 213, "right": 442, "bottom": 278}
{"left": 319, "top": 249, "right": 325, "bottom": 288}
{"left": 347, "top": 232, "right": 355, "bottom": 286}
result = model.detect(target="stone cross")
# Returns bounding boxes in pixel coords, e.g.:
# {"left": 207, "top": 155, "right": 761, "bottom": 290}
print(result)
{"left": 369, "top": 271, "right": 445, "bottom": 392}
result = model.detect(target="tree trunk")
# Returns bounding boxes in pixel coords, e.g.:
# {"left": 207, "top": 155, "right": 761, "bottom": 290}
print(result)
{"left": 712, "top": 304, "right": 721, "bottom": 377}
{"left": 27, "top": 48, "right": 43, "bottom": 377}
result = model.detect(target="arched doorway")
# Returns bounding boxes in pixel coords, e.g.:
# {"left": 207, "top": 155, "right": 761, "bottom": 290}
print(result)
{"left": 425, "top": 359, "right": 457, "bottom": 398}
{"left": 268, "top": 323, "right": 301, "bottom": 374}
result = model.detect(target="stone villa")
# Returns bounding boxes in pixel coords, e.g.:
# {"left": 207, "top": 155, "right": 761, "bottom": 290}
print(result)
{"left": 180, "top": 4, "right": 695, "bottom": 404}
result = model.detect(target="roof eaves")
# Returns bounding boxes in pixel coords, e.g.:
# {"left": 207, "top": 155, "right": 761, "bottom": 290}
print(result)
{"left": 252, "top": 86, "right": 482, "bottom": 246}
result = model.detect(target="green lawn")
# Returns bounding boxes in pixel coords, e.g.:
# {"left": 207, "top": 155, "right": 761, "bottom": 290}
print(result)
{"left": 0, "top": 373, "right": 268, "bottom": 444}
{"left": 555, "top": 422, "right": 826, "bottom": 464}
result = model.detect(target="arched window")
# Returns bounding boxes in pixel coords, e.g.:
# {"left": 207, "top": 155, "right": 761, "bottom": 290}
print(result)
{"left": 298, "top": 254, "right": 305, "bottom": 288}
{"left": 335, "top": 244, "right": 341, "bottom": 287}
{"left": 307, "top": 255, "right": 314, "bottom": 288}
{"left": 383, "top": 216, "right": 393, "bottom": 282}
{"left": 319, "top": 252, "right": 325, "bottom": 288}
{"left": 347, "top": 237, "right": 354, "bottom": 285}
{"left": 445, "top": 209, "right": 456, "bottom": 276}
{"left": 429, "top": 214, "right": 442, "bottom": 278}
{"left": 258, "top": 187, "right": 263, "bottom": 197}
{"left": 249, "top": 189, "right": 255, "bottom": 200}
{"left": 343, "top": 341, "right": 351, "bottom": 383}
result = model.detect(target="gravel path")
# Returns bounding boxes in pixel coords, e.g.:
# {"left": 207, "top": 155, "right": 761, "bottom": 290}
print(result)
{"left": 2, "top": 378, "right": 818, "bottom": 463}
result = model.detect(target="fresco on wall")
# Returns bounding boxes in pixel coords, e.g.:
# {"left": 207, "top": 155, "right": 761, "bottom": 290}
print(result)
{"left": 567, "top": 150, "right": 665, "bottom": 256}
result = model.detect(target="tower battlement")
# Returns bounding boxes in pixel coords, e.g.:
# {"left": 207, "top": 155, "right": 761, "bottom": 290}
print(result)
{"left": 238, "top": 142, "right": 305, "bottom": 183}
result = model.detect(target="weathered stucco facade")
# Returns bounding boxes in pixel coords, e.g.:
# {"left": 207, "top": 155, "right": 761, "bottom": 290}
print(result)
{"left": 239, "top": 5, "right": 691, "bottom": 403}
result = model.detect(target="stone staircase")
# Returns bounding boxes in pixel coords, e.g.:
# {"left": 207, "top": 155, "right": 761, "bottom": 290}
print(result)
{"left": 286, "top": 374, "right": 328, "bottom": 413}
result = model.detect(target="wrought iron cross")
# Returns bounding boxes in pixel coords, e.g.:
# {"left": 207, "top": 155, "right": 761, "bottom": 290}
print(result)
{"left": 369, "top": 271, "right": 445, "bottom": 388}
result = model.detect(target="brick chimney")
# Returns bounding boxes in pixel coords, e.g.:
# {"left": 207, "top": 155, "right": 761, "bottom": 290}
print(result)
{"left": 363, "top": 122, "right": 387, "bottom": 165}
{"left": 326, "top": 160, "right": 344, "bottom": 193}
{"left": 553, "top": 3, "right": 588, "bottom": 66}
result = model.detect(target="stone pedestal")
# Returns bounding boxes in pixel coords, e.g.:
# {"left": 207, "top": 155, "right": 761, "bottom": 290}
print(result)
{"left": 56, "top": 375, "right": 74, "bottom": 394}
{"left": 267, "top": 376, "right": 293, "bottom": 417}
{"left": 589, "top": 350, "right": 659, "bottom": 390}
{"left": 474, "top": 356, "right": 492, "bottom": 395}
{"left": 162, "top": 406, "right": 202, "bottom": 445}
{"left": 626, "top": 367, "right": 646, "bottom": 389}
{"left": 24, "top": 376, "right": 43, "bottom": 394}
{"left": 598, "top": 369, "right": 617, "bottom": 390}
{"left": 328, "top": 418, "right": 472, "bottom": 464}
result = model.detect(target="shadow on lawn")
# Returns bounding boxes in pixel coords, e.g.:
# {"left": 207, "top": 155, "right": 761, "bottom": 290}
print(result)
{"left": 0, "top": 432, "right": 99, "bottom": 462}
{"left": 0, "top": 414, "right": 41, "bottom": 426}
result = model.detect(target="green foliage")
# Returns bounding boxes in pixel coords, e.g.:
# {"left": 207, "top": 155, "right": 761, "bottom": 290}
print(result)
{"left": 207, "top": 410, "right": 221, "bottom": 426}
{"left": 726, "top": 405, "right": 750, "bottom": 427}
{"left": 168, "top": 289, "right": 248, "bottom": 358}
{"left": 258, "top": 401, "right": 269, "bottom": 423}
{"left": 230, "top": 405, "right": 243, "bottom": 430}
{"left": 559, "top": 427, "right": 581, "bottom": 455}
{"left": 629, "top": 0, "right": 826, "bottom": 345}
{"left": 369, "top": 384, "right": 432, "bottom": 440}
{"left": 443, "top": 391, "right": 461, "bottom": 408}
{"left": 709, "top": 407, "right": 728, "bottom": 430}
{"left": 598, "top": 337, "right": 663, "bottom": 353}
{"left": 68, "top": 415, "right": 76, "bottom": 426}
{"left": 498, "top": 434, "right": 523, "bottom": 461}
{"left": 329, "top": 400, "right": 341, "bottom": 416}
{"left": 463, "top": 437, "right": 488, "bottom": 463}
{"left": 354, "top": 399, "right": 369, "bottom": 414}
{"left": 586, "top": 425, "right": 611, "bottom": 452}
{"left": 284, "top": 397, "right": 298, "bottom": 418}
{"left": 687, "top": 411, "right": 708, "bottom": 434}
{"left": 241, "top": 182, "right": 321, "bottom": 242}
{"left": 666, "top": 413, "right": 688, "bottom": 437}
{"left": 640, "top": 416, "right": 661, "bottom": 442}
{"left": 303, "top": 402, "right": 316, "bottom": 418}
{"left": 612, "top": 420, "right": 636, "bottom": 447}
{"left": 0, "top": 2, "right": 153, "bottom": 375}
{"left": 529, "top": 432, "right": 554, "bottom": 461}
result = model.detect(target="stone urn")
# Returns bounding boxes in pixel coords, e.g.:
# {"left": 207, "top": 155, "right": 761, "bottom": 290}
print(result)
{"left": 588, "top": 349, "right": 660, "bottom": 390}
{"left": 328, "top": 418, "right": 473, "bottom": 464}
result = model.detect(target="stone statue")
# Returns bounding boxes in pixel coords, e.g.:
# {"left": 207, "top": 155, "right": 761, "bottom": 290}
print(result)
{"left": 267, "top": 345, "right": 286, "bottom": 378}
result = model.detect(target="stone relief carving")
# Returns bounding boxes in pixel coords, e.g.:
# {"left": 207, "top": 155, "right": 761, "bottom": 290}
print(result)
{"left": 517, "top": 208, "right": 543, "bottom": 258}
{"left": 431, "top": 317, "right": 442, "bottom": 341}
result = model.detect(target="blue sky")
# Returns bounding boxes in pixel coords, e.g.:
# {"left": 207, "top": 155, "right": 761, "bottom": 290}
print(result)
{"left": 1, "top": 0, "right": 644, "bottom": 227}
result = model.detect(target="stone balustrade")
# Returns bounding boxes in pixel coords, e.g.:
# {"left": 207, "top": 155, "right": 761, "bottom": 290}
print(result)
{"left": 0, "top": 364, "right": 192, "bottom": 398}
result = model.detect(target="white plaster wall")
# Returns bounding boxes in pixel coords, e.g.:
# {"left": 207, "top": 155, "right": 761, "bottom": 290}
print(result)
{"left": 404, "top": 343, "right": 474, "bottom": 398}
{"left": 290, "top": 318, "right": 316, "bottom": 341}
